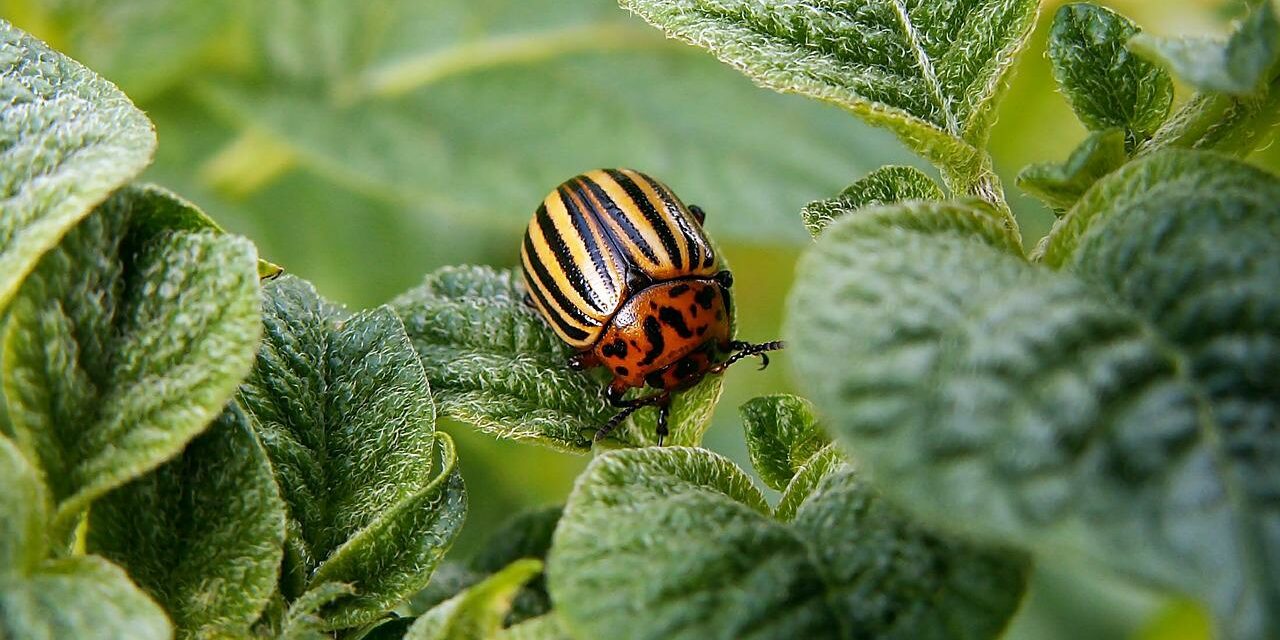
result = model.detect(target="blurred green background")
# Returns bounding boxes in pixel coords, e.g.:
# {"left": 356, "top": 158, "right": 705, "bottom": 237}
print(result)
{"left": 5, "top": 0, "right": 1270, "bottom": 637}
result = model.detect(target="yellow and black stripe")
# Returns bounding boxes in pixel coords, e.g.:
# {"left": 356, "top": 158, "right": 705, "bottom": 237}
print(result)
{"left": 521, "top": 168, "right": 718, "bottom": 349}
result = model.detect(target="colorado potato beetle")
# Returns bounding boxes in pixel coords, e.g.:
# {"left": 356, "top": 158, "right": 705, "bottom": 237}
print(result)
{"left": 520, "top": 168, "right": 783, "bottom": 445}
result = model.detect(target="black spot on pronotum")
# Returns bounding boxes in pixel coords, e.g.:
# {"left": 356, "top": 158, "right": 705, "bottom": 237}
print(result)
{"left": 694, "top": 285, "right": 716, "bottom": 310}
{"left": 669, "top": 283, "right": 690, "bottom": 296}
{"left": 601, "top": 338, "right": 628, "bottom": 359}
{"left": 696, "top": 326, "right": 707, "bottom": 336}
{"left": 688, "top": 304, "right": 699, "bottom": 317}
{"left": 615, "top": 366, "right": 629, "bottom": 376}
{"left": 658, "top": 306, "right": 694, "bottom": 338}
{"left": 639, "top": 316, "right": 665, "bottom": 366}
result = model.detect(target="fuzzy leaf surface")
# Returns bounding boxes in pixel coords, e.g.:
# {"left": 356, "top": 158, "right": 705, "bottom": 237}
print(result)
{"left": 548, "top": 447, "right": 1026, "bottom": 639}
{"left": 0, "top": 20, "right": 156, "bottom": 309}
{"left": 405, "top": 559, "right": 543, "bottom": 640}
{"left": 620, "top": 0, "right": 1039, "bottom": 186}
{"left": 1131, "top": 1, "right": 1280, "bottom": 96}
{"left": 1016, "top": 128, "right": 1127, "bottom": 213}
{"left": 1, "top": 186, "right": 261, "bottom": 541}
{"left": 802, "top": 166, "right": 944, "bottom": 237}
{"left": 393, "top": 266, "right": 724, "bottom": 451}
{"left": 740, "top": 394, "right": 829, "bottom": 491}
{"left": 1048, "top": 4, "right": 1172, "bottom": 141}
{"left": 790, "top": 464, "right": 1029, "bottom": 640}
{"left": 788, "top": 161, "right": 1280, "bottom": 637}
{"left": 1064, "top": 151, "right": 1280, "bottom": 638}
{"left": 122, "top": 182, "right": 283, "bottom": 279}
{"left": 392, "top": 266, "right": 609, "bottom": 452}
{"left": 87, "top": 404, "right": 286, "bottom": 639}
{"left": 0, "top": 437, "right": 170, "bottom": 638}
{"left": 239, "top": 275, "right": 465, "bottom": 629}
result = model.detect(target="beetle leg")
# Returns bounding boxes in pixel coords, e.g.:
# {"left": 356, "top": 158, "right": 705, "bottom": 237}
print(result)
{"left": 567, "top": 352, "right": 598, "bottom": 372}
{"left": 689, "top": 204, "right": 707, "bottom": 224}
{"left": 712, "top": 340, "right": 786, "bottom": 375}
{"left": 594, "top": 391, "right": 669, "bottom": 443}
{"left": 655, "top": 396, "right": 672, "bottom": 446}
{"left": 606, "top": 381, "right": 630, "bottom": 406}
{"left": 522, "top": 292, "right": 535, "bottom": 308}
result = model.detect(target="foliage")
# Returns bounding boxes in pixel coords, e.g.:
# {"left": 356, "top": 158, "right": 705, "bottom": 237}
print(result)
{"left": 2, "top": 1, "right": 1278, "bottom": 639}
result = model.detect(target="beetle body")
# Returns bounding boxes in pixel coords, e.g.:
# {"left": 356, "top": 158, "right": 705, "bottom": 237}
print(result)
{"left": 521, "top": 168, "right": 781, "bottom": 443}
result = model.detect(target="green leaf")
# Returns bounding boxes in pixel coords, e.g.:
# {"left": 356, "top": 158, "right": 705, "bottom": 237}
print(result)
{"left": 1017, "top": 128, "right": 1127, "bottom": 213}
{"left": 790, "top": 464, "right": 1029, "bottom": 640}
{"left": 239, "top": 275, "right": 466, "bottom": 629}
{"left": 0, "top": 435, "right": 47, "bottom": 574}
{"left": 787, "top": 157, "right": 1280, "bottom": 637}
{"left": 86, "top": 404, "right": 286, "bottom": 639}
{"left": 469, "top": 506, "right": 561, "bottom": 625}
{"left": 804, "top": 198, "right": 1023, "bottom": 258}
{"left": 1048, "top": 4, "right": 1173, "bottom": 142}
{"left": 14, "top": 0, "right": 242, "bottom": 100}
{"left": 740, "top": 394, "right": 829, "bottom": 491}
{"left": 198, "top": 25, "right": 915, "bottom": 245}
{"left": 123, "top": 182, "right": 284, "bottom": 279}
{"left": 392, "top": 266, "right": 609, "bottom": 452}
{"left": 801, "top": 166, "right": 944, "bottom": 238}
{"left": 405, "top": 559, "right": 543, "bottom": 640}
{"left": 773, "top": 445, "right": 845, "bottom": 523}
{"left": 1064, "top": 151, "right": 1280, "bottom": 639}
{"left": 1034, "top": 149, "right": 1272, "bottom": 267}
{"left": 548, "top": 447, "right": 1026, "bottom": 640}
{"left": 1130, "top": 1, "right": 1280, "bottom": 97}
{"left": 0, "top": 20, "right": 156, "bottom": 310}
{"left": 0, "top": 555, "right": 171, "bottom": 640}
{"left": 1, "top": 185, "right": 262, "bottom": 543}
{"left": 393, "top": 265, "right": 722, "bottom": 451}
{"left": 497, "top": 613, "right": 572, "bottom": 640}
{"left": 619, "top": 0, "right": 1039, "bottom": 192}
{"left": 1130, "top": 2, "right": 1280, "bottom": 158}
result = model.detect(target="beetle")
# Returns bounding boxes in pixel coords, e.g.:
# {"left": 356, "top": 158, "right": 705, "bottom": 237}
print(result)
{"left": 520, "top": 168, "right": 783, "bottom": 445}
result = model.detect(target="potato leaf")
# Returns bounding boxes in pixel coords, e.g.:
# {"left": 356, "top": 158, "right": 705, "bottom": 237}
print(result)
{"left": 87, "top": 404, "right": 286, "bottom": 639}
{"left": 405, "top": 559, "right": 543, "bottom": 640}
{"left": 788, "top": 155, "right": 1280, "bottom": 638}
{"left": 239, "top": 275, "right": 466, "bottom": 630}
{"left": 1017, "top": 128, "right": 1127, "bottom": 213}
{"left": 801, "top": 166, "right": 944, "bottom": 237}
{"left": 548, "top": 447, "right": 1027, "bottom": 640}
{"left": 0, "top": 20, "right": 156, "bottom": 309}
{"left": 740, "top": 394, "right": 829, "bottom": 491}
{"left": 0, "top": 436, "right": 170, "bottom": 639}
{"left": 620, "top": 0, "right": 1039, "bottom": 192}
{"left": 1048, "top": 4, "right": 1173, "bottom": 142}
{"left": 1, "top": 185, "right": 261, "bottom": 543}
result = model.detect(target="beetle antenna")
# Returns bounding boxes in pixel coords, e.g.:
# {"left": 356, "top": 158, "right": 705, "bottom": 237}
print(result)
{"left": 594, "top": 392, "right": 670, "bottom": 442}
{"left": 712, "top": 340, "right": 786, "bottom": 374}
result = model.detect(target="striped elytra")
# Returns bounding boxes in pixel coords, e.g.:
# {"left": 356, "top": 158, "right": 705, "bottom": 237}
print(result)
{"left": 521, "top": 168, "right": 719, "bottom": 349}
{"left": 520, "top": 168, "right": 784, "bottom": 445}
